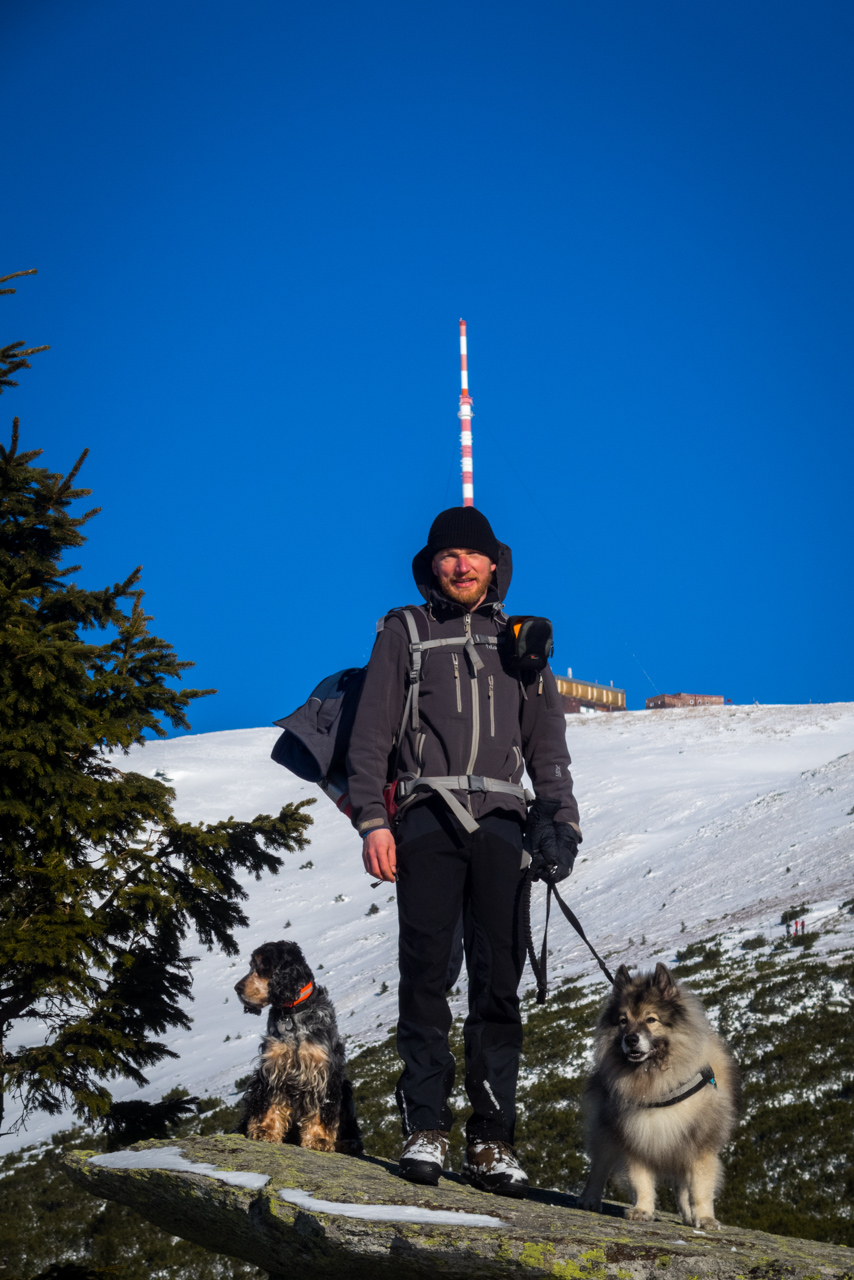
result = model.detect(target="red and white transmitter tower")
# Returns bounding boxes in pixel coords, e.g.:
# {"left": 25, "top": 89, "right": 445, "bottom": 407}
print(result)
{"left": 457, "top": 318, "right": 474, "bottom": 506}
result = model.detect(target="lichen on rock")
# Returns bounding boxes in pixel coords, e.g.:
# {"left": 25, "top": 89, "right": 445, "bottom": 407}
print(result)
{"left": 62, "top": 1135, "right": 854, "bottom": 1279}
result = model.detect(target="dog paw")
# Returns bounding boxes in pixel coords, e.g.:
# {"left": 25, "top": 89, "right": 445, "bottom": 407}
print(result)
{"left": 578, "top": 1195, "right": 602, "bottom": 1213}
{"left": 694, "top": 1215, "right": 721, "bottom": 1231}
{"left": 625, "top": 1207, "right": 655, "bottom": 1223}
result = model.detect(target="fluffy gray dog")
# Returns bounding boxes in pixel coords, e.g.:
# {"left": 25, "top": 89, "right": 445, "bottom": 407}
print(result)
{"left": 580, "top": 962, "right": 739, "bottom": 1230}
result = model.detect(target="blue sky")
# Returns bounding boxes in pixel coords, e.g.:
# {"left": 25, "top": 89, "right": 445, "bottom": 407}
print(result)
{"left": 4, "top": 0, "right": 853, "bottom": 731}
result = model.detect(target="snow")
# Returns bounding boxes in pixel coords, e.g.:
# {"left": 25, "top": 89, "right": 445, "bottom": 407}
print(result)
{"left": 3, "top": 701, "right": 853, "bottom": 1156}
{"left": 88, "top": 1146, "right": 270, "bottom": 1189}
{"left": 466, "top": 1141, "right": 528, "bottom": 1183}
{"left": 86, "top": 1147, "right": 507, "bottom": 1224}
{"left": 277, "top": 1187, "right": 507, "bottom": 1226}
{"left": 399, "top": 1133, "right": 447, "bottom": 1162}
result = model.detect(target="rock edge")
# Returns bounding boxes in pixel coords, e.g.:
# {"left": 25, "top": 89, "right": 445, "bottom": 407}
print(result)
{"left": 62, "top": 1134, "right": 853, "bottom": 1279}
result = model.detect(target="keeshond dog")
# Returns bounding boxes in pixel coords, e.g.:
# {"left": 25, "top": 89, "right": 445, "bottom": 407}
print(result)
{"left": 579, "top": 962, "right": 739, "bottom": 1230}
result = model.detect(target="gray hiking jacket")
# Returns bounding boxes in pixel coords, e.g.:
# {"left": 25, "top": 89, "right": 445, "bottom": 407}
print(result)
{"left": 346, "top": 540, "right": 581, "bottom": 837}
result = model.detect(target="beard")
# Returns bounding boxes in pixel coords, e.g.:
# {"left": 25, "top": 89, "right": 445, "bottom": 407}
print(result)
{"left": 439, "top": 566, "right": 494, "bottom": 607}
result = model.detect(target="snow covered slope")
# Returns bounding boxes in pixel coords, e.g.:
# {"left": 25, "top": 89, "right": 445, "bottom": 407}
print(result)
{"left": 4, "top": 702, "right": 852, "bottom": 1156}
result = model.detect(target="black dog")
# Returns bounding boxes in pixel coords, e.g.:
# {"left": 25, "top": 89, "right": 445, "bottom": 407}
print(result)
{"left": 234, "top": 940, "right": 362, "bottom": 1154}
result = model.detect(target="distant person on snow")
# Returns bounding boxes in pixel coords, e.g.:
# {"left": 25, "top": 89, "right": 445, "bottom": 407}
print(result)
{"left": 346, "top": 507, "right": 582, "bottom": 1197}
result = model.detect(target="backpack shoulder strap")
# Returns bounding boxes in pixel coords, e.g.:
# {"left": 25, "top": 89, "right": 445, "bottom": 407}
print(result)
{"left": 396, "top": 606, "right": 425, "bottom": 734}
{"left": 375, "top": 606, "right": 429, "bottom": 742}
{"left": 384, "top": 605, "right": 491, "bottom": 734}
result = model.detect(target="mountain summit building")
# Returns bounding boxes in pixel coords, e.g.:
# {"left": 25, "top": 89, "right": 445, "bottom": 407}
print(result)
{"left": 555, "top": 671, "right": 626, "bottom": 714}
{"left": 646, "top": 692, "right": 724, "bottom": 709}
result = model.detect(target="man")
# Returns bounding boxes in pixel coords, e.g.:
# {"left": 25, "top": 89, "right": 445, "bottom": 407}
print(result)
{"left": 347, "top": 506, "right": 581, "bottom": 1197}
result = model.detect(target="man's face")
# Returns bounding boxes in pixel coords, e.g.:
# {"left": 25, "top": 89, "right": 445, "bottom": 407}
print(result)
{"left": 431, "top": 547, "right": 497, "bottom": 610}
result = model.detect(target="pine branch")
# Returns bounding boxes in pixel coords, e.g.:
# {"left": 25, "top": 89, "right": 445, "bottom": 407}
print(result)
{"left": 60, "top": 448, "right": 90, "bottom": 491}
{"left": 1, "top": 341, "right": 50, "bottom": 392}
{"left": 1, "top": 269, "right": 48, "bottom": 391}
{"left": 0, "top": 418, "right": 42, "bottom": 465}
{"left": 0, "top": 268, "right": 39, "bottom": 289}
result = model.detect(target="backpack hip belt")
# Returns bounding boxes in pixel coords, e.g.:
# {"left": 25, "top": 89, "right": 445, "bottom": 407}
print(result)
{"left": 396, "top": 774, "right": 534, "bottom": 835}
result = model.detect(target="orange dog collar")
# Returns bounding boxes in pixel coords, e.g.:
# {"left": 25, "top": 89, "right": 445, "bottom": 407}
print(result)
{"left": 281, "top": 981, "right": 313, "bottom": 1009}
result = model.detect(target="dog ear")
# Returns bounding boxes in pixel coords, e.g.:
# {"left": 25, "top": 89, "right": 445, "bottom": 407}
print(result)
{"left": 252, "top": 947, "right": 273, "bottom": 978}
{"left": 653, "top": 962, "right": 677, "bottom": 1000}
{"left": 614, "top": 964, "right": 632, "bottom": 988}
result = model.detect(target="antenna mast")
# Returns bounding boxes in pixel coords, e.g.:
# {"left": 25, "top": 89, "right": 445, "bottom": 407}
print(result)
{"left": 458, "top": 318, "right": 474, "bottom": 506}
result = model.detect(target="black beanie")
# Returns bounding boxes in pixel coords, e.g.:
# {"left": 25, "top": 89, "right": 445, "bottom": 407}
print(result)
{"left": 426, "top": 507, "right": 501, "bottom": 564}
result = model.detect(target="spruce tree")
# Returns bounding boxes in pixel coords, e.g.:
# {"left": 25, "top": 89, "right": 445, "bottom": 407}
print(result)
{"left": 0, "top": 273, "right": 313, "bottom": 1134}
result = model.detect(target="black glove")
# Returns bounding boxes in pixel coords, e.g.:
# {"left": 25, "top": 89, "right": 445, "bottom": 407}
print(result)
{"left": 527, "top": 798, "right": 580, "bottom": 884}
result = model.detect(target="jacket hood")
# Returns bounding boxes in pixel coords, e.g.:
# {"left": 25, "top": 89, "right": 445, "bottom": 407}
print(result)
{"left": 411, "top": 540, "right": 513, "bottom": 605}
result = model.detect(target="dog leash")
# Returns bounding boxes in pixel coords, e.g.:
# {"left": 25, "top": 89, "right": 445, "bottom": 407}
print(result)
{"left": 524, "top": 873, "right": 615, "bottom": 1003}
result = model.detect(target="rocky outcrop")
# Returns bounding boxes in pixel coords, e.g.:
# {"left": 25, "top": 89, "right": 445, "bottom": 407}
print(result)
{"left": 63, "top": 1135, "right": 853, "bottom": 1280}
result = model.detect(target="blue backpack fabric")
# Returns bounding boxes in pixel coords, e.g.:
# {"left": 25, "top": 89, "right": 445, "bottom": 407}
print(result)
{"left": 271, "top": 667, "right": 366, "bottom": 818}
{"left": 270, "top": 607, "right": 425, "bottom": 817}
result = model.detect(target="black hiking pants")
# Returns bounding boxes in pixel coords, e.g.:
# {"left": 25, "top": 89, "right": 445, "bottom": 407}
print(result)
{"left": 394, "top": 799, "right": 527, "bottom": 1144}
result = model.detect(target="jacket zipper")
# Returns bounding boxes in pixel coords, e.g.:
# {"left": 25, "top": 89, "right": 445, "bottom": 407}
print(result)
{"left": 488, "top": 674, "right": 495, "bottom": 736}
{"left": 452, "top": 653, "right": 461, "bottom": 712}
{"left": 464, "top": 613, "right": 480, "bottom": 775}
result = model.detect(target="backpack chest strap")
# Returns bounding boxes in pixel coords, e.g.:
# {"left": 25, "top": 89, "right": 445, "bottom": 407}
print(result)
{"left": 398, "top": 609, "right": 499, "bottom": 732}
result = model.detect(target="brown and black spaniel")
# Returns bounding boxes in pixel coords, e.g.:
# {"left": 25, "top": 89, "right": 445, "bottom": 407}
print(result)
{"left": 234, "top": 939, "right": 362, "bottom": 1155}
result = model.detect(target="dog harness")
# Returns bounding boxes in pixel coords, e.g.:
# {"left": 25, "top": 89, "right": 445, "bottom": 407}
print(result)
{"left": 643, "top": 1064, "right": 717, "bottom": 1108}
{"left": 277, "top": 981, "right": 313, "bottom": 1009}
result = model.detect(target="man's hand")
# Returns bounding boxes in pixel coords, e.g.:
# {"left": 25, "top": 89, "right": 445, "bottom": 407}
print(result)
{"left": 530, "top": 824, "right": 577, "bottom": 884}
{"left": 527, "top": 798, "right": 579, "bottom": 884}
{"left": 362, "top": 828, "right": 397, "bottom": 882}
{"left": 547, "top": 822, "right": 579, "bottom": 883}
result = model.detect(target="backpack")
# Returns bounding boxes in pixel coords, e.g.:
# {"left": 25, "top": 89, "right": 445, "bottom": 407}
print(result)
{"left": 271, "top": 666, "right": 366, "bottom": 819}
{"left": 269, "top": 607, "right": 425, "bottom": 820}
{"left": 270, "top": 608, "right": 551, "bottom": 823}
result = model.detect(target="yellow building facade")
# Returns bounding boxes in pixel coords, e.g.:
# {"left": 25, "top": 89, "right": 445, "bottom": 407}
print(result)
{"left": 554, "top": 674, "right": 626, "bottom": 713}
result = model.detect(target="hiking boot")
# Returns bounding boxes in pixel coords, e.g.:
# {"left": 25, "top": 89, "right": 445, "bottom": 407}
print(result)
{"left": 398, "top": 1129, "right": 449, "bottom": 1186}
{"left": 461, "top": 1140, "right": 529, "bottom": 1198}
